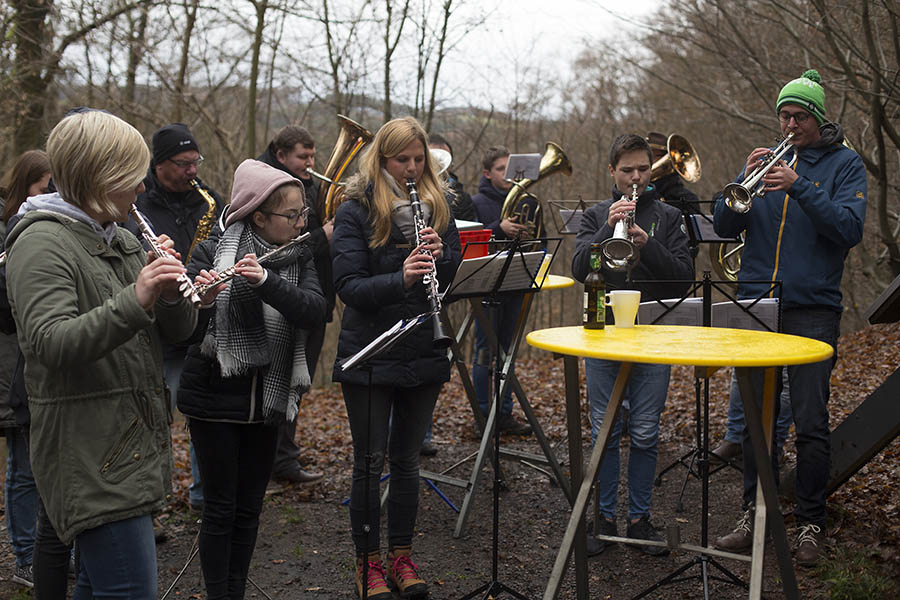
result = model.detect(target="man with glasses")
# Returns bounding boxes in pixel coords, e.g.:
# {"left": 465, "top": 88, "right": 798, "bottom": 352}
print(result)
{"left": 258, "top": 126, "right": 329, "bottom": 484}
{"left": 713, "top": 70, "right": 867, "bottom": 567}
{"left": 128, "top": 123, "right": 224, "bottom": 518}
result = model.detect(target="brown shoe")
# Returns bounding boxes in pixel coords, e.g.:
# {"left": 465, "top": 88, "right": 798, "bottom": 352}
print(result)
{"left": 355, "top": 552, "right": 393, "bottom": 600}
{"left": 795, "top": 523, "right": 825, "bottom": 568}
{"left": 497, "top": 413, "right": 532, "bottom": 436}
{"left": 714, "top": 509, "right": 753, "bottom": 553}
{"left": 387, "top": 546, "right": 428, "bottom": 598}
{"left": 274, "top": 466, "right": 323, "bottom": 484}
{"left": 711, "top": 440, "right": 742, "bottom": 462}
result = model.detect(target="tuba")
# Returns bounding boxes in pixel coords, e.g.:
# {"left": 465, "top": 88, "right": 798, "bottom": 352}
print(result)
{"left": 650, "top": 134, "right": 701, "bottom": 183}
{"left": 307, "top": 114, "right": 372, "bottom": 221}
{"left": 499, "top": 142, "right": 573, "bottom": 239}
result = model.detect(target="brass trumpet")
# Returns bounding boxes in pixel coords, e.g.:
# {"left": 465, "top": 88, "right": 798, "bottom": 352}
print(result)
{"left": 723, "top": 132, "right": 795, "bottom": 214}
{"left": 499, "top": 141, "right": 572, "bottom": 239}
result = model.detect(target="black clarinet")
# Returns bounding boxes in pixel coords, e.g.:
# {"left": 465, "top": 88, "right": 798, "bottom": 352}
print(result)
{"left": 406, "top": 179, "right": 452, "bottom": 349}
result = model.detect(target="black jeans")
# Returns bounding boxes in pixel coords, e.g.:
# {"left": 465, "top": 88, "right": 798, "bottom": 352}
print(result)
{"left": 34, "top": 498, "right": 75, "bottom": 599}
{"left": 343, "top": 382, "right": 441, "bottom": 555}
{"left": 190, "top": 419, "right": 278, "bottom": 600}
{"left": 741, "top": 307, "right": 840, "bottom": 527}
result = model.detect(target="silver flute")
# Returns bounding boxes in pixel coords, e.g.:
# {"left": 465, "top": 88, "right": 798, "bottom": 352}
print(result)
{"left": 128, "top": 204, "right": 202, "bottom": 307}
{"left": 406, "top": 179, "right": 451, "bottom": 349}
{"left": 195, "top": 231, "right": 311, "bottom": 296}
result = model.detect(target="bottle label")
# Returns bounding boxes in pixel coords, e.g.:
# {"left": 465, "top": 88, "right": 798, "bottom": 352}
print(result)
{"left": 590, "top": 252, "right": 603, "bottom": 271}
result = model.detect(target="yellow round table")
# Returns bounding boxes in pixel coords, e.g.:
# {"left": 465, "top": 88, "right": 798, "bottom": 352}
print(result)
{"left": 534, "top": 273, "right": 574, "bottom": 291}
{"left": 527, "top": 325, "right": 832, "bottom": 600}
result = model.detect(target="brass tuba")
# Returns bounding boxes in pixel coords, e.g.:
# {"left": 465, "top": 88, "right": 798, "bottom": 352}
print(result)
{"left": 307, "top": 114, "right": 372, "bottom": 221}
{"left": 650, "top": 134, "right": 701, "bottom": 183}
{"left": 499, "top": 141, "right": 573, "bottom": 239}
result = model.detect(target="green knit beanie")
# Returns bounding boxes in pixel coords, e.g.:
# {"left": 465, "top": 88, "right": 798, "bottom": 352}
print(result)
{"left": 776, "top": 69, "right": 826, "bottom": 125}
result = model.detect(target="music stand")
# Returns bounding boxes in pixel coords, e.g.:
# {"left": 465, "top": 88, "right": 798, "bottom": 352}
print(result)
{"left": 504, "top": 153, "right": 540, "bottom": 182}
{"left": 451, "top": 238, "right": 554, "bottom": 600}
{"left": 339, "top": 311, "right": 434, "bottom": 600}
{"left": 547, "top": 198, "right": 595, "bottom": 235}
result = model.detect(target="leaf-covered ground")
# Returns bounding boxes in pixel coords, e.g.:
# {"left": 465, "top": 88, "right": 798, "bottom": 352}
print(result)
{"left": 1, "top": 323, "right": 899, "bottom": 598}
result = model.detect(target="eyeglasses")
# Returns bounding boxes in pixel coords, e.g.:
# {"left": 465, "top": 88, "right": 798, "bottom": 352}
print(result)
{"left": 778, "top": 111, "right": 811, "bottom": 124}
{"left": 266, "top": 206, "right": 310, "bottom": 225}
{"left": 169, "top": 155, "right": 204, "bottom": 169}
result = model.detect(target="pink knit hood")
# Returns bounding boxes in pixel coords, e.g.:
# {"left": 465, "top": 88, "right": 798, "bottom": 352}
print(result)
{"left": 224, "top": 159, "right": 304, "bottom": 228}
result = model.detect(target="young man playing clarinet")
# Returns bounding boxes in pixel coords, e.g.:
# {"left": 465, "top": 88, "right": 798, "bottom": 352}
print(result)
{"left": 713, "top": 70, "right": 867, "bottom": 567}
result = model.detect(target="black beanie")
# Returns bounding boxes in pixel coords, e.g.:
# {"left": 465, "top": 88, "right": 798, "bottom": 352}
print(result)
{"left": 152, "top": 123, "right": 199, "bottom": 165}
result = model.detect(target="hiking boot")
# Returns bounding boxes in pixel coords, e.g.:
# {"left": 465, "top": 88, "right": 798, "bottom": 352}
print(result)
{"left": 715, "top": 509, "right": 754, "bottom": 553}
{"left": 586, "top": 517, "right": 617, "bottom": 556}
{"left": 712, "top": 440, "right": 742, "bottom": 462}
{"left": 355, "top": 551, "right": 393, "bottom": 600}
{"left": 795, "top": 522, "right": 825, "bottom": 568}
{"left": 626, "top": 515, "right": 669, "bottom": 556}
{"left": 387, "top": 546, "right": 428, "bottom": 598}
{"left": 420, "top": 442, "right": 438, "bottom": 457}
{"left": 497, "top": 413, "right": 532, "bottom": 436}
{"left": 274, "top": 466, "right": 323, "bottom": 484}
{"left": 12, "top": 563, "right": 33, "bottom": 588}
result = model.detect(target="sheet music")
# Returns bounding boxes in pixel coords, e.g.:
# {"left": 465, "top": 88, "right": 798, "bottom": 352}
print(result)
{"left": 559, "top": 209, "right": 584, "bottom": 234}
{"left": 638, "top": 297, "right": 704, "bottom": 326}
{"left": 446, "top": 250, "right": 547, "bottom": 298}
{"left": 454, "top": 218, "right": 484, "bottom": 231}
{"left": 340, "top": 313, "right": 429, "bottom": 371}
{"left": 711, "top": 298, "right": 779, "bottom": 332}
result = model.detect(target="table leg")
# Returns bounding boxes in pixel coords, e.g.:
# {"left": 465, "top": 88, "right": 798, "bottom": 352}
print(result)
{"left": 544, "top": 361, "right": 632, "bottom": 600}
{"left": 735, "top": 367, "right": 798, "bottom": 600}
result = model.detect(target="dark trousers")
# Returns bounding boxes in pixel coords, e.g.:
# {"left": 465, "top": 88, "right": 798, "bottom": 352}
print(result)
{"left": 190, "top": 419, "right": 278, "bottom": 600}
{"left": 343, "top": 382, "right": 441, "bottom": 555}
{"left": 473, "top": 294, "right": 524, "bottom": 416}
{"left": 34, "top": 498, "right": 74, "bottom": 599}
{"left": 273, "top": 321, "right": 326, "bottom": 476}
{"left": 741, "top": 307, "right": 840, "bottom": 527}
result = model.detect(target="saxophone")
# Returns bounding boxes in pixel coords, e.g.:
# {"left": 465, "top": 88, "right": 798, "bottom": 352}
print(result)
{"left": 186, "top": 179, "right": 218, "bottom": 264}
{"left": 406, "top": 179, "right": 451, "bottom": 349}
{"left": 196, "top": 231, "right": 311, "bottom": 295}
{"left": 129, "top": 205, "right": 201, "bottom": 307}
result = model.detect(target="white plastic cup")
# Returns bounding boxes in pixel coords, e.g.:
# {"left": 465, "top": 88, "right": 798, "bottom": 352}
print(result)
{"left": 605, "top": 290, "right": 641, "bottom": 328}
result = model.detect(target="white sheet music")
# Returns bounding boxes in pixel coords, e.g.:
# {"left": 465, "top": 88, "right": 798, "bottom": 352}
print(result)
{"left": 638, "top": 297, "right": 704, "bottom": 326}
{"left": 711, "top": 298, "right": 779, "bottom": 331}
{"left": 446, "top": 250, "right": 547, "bottom": 297}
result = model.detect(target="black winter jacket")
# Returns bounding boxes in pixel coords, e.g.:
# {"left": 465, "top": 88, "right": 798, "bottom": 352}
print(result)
{"left": 177, "top": 234, "right": 326, "bottom": 422}
{"left": 257, "top": 144, "right": 335, "bottom": 320}
{"left": 447, "top": 171, "right": 477, "bottom": 222}
{"left": 572, "top": 185, "right": 694, "bottom": 303}
{"left": 331, "top": 179, "right": 461, "bottom": 387}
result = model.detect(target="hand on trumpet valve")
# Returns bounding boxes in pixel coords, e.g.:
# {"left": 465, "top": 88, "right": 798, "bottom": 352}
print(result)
{"left": 194, "top": 269, "right": 227, "bottom": 305}
{"left": 234, "top": 254, "right": 265, "bottom": 285}
{"left": 135, "top": 251, "right": 190, "bottom": 311}
{"left": 627, "top": 222, "right": 649, "bottom": 249}
{"left": 416, "top": 226, "right": 443, "bottom": 260}
{"left": 760, "top": 160, "right": 798, "bottom": 192}
{"left": 606, "top": 197, "right": 636, "bottom": 228}
{"left": 744, "top": 147, "right": 774, "bottom": 178}
{"left": 402, "top": 243, "right": 435, "bottom": 289}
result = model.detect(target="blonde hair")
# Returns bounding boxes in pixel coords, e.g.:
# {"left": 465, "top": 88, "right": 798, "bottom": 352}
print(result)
{"left": 46, "top": 111, "right": 150, "bottom": 216}
{"left": 358, "top": 117, "right": 450, "bottom": 248}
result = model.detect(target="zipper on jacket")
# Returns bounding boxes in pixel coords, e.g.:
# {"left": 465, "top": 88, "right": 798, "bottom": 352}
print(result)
{"left": 769, "top": 152, "right": 799, "bottom": 297}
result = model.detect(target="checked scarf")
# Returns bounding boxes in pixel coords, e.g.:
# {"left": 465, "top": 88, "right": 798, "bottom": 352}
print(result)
{"left": 200, "top": 221, "right": 310, "bottom": 424}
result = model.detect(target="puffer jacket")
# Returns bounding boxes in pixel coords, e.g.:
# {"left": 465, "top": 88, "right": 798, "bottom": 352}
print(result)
{"left": 713, "top": 123, "right": 867, "bottom": 311}
{"left": 331, "top": 176, "right": 462, "bottom": 387}
{"left": 5, "top": 210, "right": 197, "bottom": 544}
{"left": 572, "top": 185, "right": 694, "bottom": 302}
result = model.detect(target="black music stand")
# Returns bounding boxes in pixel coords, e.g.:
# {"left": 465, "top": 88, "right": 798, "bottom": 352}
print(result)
{"left": 453, "top": 238, "right": 555, "bottom": 600}
{"left": 340, "top": 311, "right": 434, "bottom": 600}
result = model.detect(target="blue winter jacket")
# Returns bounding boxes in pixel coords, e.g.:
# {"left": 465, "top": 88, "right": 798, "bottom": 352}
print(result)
{"left": 713, "top": 124, "right": 866, "bottom": 311}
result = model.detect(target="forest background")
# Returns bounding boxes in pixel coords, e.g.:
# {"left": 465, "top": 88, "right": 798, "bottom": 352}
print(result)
{"left": 2, "top": 0, "right": 899, "bottom": 386}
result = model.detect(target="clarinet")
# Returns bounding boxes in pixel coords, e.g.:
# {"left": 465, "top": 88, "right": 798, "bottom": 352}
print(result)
{"left": 406, "top": 179, "right": 452, "bottom": 349}
{"left": 128, "top": 205, "right": 202, "bottom": 307}
{"left": 195, "top": 231, "right": 312, "bottom": 295}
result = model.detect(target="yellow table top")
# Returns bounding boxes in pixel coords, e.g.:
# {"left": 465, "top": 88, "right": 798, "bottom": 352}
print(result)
{"left": 536, "top": 274, "right": 574, "bottom": 291}
{"left": 526, "top": 325, "right": 833, "bottom": 367}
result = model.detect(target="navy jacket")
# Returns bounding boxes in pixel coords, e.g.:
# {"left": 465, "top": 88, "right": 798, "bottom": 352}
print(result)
{"left": 713, "top": 123, "right": 866, "bottom": 311}
{"left": 471, "top": 176, "right": 509, "bottom": 239}
{"left": 331, "top": 180, "right": 461, "bottom": 387}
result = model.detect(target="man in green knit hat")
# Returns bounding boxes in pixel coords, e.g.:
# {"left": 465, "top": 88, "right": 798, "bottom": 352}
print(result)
{"left": 712, "top": 69, "right": 867, "bottom": 568}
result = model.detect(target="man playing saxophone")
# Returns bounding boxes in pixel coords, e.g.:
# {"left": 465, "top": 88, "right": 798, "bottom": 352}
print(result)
{"left": 712, "top": 70, "right": 867, "bottom": 568}
{"left": 125, "top": 123, "right": 224, "bottom": 516}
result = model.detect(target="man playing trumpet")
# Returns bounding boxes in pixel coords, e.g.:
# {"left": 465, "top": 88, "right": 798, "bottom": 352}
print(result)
{"left": 712, "top": 70, "right": 867, "bottom": 567}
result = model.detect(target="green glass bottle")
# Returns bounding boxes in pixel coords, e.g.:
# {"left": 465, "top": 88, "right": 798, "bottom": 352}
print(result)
{"left": 583, "top": 243, "right": 605, "bottom": 330}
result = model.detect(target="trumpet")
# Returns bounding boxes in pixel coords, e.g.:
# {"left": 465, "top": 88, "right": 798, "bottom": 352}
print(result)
{"left": 195, "top": 231, "right": 311, "bottom": 296}
{"left": 407, "top": 179, "right": 451, "bottom": 349}
{"left": 128, "top": 205, "right": 201, "bottom": 307}
{"left": 723, "top": 132, "right": 795, "bottom": 214}
{"left": 599, "top": 183, "right": 639, "bottom": 271}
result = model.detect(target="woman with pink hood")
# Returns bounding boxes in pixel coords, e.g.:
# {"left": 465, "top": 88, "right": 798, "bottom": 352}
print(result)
{"left": 178, "top": 159, "right": 325, "bottom": 599}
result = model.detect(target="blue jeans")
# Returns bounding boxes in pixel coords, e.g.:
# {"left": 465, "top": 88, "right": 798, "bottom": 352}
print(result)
{"left": 741, "top": 308, "right": 840, "bottom": 527}
{"left": 74, "top": 515, "right": 157, "bottom": 600}
{"left": 165, "top": 347, "right": 203, "bottom": 505}
{"left": 343, "top": 382, "right": 440, "bottom": 554}
{"left": 4, "top": 425, "right": 38, "bottom": 567}
{"left": 585, "top": 359, "right": 671, "bottom": 521}
{"left": 473, "top": 295, "right": 524, "bottom": 417}
{"left": 724, "top": 369, "right": 792, "bottom": 450}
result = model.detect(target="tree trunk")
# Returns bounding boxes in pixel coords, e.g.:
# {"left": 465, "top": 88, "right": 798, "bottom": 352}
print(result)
{"left": 247, "top": 0, "right": 269, "bottom": 159}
